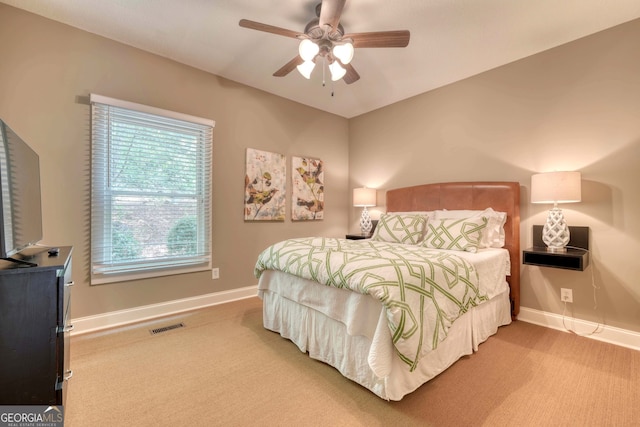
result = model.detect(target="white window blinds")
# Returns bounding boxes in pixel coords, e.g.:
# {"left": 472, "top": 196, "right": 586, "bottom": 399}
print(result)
{"left": 90, "top": 94, "right": 214, "bottom": 284}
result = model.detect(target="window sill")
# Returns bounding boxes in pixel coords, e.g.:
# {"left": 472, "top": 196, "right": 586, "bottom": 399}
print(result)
{"left": 91, "top": 264, "right": 211, "bottom": 285}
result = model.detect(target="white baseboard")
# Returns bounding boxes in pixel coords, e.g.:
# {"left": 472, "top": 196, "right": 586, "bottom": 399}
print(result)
{"left": 70, "top": 285, "right": 259, "bottom": 335}
{"left": 70, "top": 293, "right": 640, "bottom": 352}
{"left": 518, "top": 307, "right": 640, "bottom": 352}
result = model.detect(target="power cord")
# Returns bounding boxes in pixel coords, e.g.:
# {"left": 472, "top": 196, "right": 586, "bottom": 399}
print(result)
{"left": 561, "top": 245, "right": 603, "bottom": 336}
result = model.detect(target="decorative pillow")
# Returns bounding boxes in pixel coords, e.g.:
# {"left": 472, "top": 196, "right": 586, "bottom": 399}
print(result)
{"left": 421, "top": 216, "right": 488, "bottom": 253}
{"left": 388, "top": 211, "right": 435, "bottom": 240}
{"left": 370, "top": 213, "right": 427, "bottom": 245}
{"left": 434, "top": 208, "right": 507, "bottom": 248}
{"left": 390, "top": 211, "right": 436, "bottom": 222}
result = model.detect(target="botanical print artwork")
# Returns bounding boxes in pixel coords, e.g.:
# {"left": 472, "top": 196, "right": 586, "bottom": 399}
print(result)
{"left": 292, "top": 156, "right": 324, "bottom": 220}
{"left": 244, "top": 148, "right": 286, "bottom": 221}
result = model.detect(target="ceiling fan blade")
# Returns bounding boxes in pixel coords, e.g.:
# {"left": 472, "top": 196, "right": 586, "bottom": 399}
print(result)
{"left": 345, "top": 30, "right": 410, "bottom": 48}
{"left": 319, "top": 0, "right": 346, "bottom": 30}
{"left": 239, "top": 19, "right": 302, "bottom": 39}
{"left": 343, "top": 63, "right": 360, "bottom": 84}
{"left": 273, "top": 56, "right": 304, "bottom": 77}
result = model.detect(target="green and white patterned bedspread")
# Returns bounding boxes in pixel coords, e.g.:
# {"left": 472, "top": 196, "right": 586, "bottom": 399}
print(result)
{"left": 254, "top": 237, "right": 488, "bottom": 371}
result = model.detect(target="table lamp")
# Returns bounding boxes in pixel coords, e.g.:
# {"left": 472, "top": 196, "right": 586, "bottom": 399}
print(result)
{"left": 353, "top": 187, "right": 376, "bottom": 235}
{"left": 531, "top": 171, "right": 581, "bottom": 252}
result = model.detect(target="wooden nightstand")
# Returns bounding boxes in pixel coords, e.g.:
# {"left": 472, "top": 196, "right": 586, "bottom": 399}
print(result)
{"left": 523, "top": 225, "right": 589, "bottom": 271}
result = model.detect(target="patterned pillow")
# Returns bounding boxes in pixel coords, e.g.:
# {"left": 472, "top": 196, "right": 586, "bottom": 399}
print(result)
{"left": 434, "top": 208, "right": 507, "bottom": 248}
{"left": 370, "top": 213, "right": 427, "bottom": 245}
{"left": 421, "top": 216, "right": 488, "bottom": 253}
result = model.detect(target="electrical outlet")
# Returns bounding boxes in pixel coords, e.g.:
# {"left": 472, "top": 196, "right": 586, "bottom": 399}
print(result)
{"left": 560, "top": 288, "right": 573, "bottom": 303}
{"left": 212, "top": 268, "right": 219, "bottom": 280}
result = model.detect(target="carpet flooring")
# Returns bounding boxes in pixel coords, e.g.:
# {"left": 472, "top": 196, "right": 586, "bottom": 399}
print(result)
{"left": 65, "top": 297, "right": 640, "bottom": 426}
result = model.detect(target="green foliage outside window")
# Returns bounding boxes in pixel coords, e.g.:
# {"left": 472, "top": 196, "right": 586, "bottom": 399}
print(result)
{"left": 167, "top": 216, "right": 198, "bottom": 256}
{"left": 111, "top": 222, "right": 142, "bottom": 261}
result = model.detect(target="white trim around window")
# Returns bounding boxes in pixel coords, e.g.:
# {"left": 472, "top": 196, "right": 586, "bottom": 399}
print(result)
{"left": 89, "top": 94, "right": 215, "bottom": 284}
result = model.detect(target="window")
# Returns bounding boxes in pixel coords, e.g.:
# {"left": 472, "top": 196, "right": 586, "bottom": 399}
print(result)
{"left": 90, "top": 94, "right": 214, "bottom": 284}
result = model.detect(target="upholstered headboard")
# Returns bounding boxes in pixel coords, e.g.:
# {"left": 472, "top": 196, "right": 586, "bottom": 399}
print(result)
{"left": 386, "top": 182, "right": 521, "bottom": 318}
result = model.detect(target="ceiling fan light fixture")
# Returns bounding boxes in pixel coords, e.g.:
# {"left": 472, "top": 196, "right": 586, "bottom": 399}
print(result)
{"left": 239, "top": 1, "right": 410, "bottom": 86}
{"left": 297, "top": 60, "right": 316, "bottom": 79}
{"left": 299, "top": 39, "right": 320, "bottom": 62}
{"left": 332, "top": 42, "right": 354, "bottom": 65}
{"left": 329, "top": 60, "right": 346, "bottom": 81}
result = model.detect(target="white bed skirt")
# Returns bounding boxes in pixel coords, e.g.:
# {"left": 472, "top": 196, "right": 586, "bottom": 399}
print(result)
{"left": 258, "top": 270, "right": 512, "bottom": 401}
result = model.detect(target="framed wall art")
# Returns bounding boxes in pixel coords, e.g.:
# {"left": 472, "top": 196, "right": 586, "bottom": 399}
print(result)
{"left": 244, "top": 148, "right": 286, "bottom": 221}
{"left": 291, "top": 156, "right": 324, "bottom": 221}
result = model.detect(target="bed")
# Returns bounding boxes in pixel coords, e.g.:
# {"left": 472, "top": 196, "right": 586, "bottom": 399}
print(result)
{"left": 255, "top": 182, "right": 520, "bottom": 400}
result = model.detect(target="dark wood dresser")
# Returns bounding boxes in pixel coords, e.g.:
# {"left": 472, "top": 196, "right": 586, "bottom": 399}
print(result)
{"left": 0, "top": 246, "right": 73, "bottom": 405}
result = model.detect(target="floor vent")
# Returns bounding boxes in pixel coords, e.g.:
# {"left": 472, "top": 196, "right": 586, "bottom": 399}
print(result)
{"left": 150, "top": 322, "right": 185, "bottom": 335}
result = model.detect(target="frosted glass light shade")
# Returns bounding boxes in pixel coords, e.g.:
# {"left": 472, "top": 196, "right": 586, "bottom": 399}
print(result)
{"left": 329, "top": 61, "right": 347, "bottom": 81}
{"left": 296, "top": 60, "right": 316, "bottom": 79}
{"left": 299, "top": 39, "right": 319, "bottom": 61}
{"left": 333, "top": 42, "right": 354, "bottom": 64}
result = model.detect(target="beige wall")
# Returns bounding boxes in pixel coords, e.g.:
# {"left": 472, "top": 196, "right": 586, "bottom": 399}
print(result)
{"left": 349, "top": 19, "right": 640, "bottom": 333}
{"left": 2, "top": 4, "right": 639, "bottom": 335}
{"left": 0, "top": 5, "right": 349, "bottom": 318}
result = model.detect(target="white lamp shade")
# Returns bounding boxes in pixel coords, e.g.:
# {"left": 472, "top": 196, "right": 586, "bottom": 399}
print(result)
{"left": 332, "top": 42, "right": 354, "bottom": 65}
{"left": 531, "top": 171, "right": 581, "bottom": 204}
{"left": 329, "top": 61, "right": 347, "bottom": 81}
{"left": 298, "top": 39, "right": 319, "bottom": 62}
{"left": 296, "top": 60, "right": 316, "bottom": 79}
{"left": 353, "top": 187, "right": 376, "bottom": 207}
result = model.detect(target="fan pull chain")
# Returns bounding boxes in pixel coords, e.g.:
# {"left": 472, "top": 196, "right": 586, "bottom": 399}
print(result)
{"left": 320, "top": 57, "right": 335, "bottom": 97}
{"left": 322, "top": 56, "right": 326, "bottom": 87}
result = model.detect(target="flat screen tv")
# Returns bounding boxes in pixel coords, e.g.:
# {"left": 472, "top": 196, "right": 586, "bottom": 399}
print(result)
{"left": 0, "top": 118, "right": 43, "bottom": 265}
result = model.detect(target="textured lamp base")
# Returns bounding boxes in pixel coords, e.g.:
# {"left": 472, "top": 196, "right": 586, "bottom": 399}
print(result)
{"left": 360, "top": 207, "right": 372, "bottom": 235}
{"left": 542, "top": 207, "right": 570, "bottom": 252}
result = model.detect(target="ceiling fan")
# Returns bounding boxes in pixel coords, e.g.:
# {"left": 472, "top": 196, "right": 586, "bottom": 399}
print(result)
{"left": 239, "top": 0, "right": 410, "bottom": 84}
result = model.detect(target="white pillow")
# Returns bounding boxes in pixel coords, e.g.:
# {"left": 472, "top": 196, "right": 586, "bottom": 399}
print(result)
{"left": 370, "top": 213, "right": 427, "bottom": 245}
{"left": 421, "top": 216, "right": 488, "bottom": 253}
{"left": 434, "top": 208, "right": 507, "bottom": 248}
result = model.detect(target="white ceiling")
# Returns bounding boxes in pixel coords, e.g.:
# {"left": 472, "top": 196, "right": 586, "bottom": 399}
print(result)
{"left": 3, "top": 0, "right": 640, "bottom": 118}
